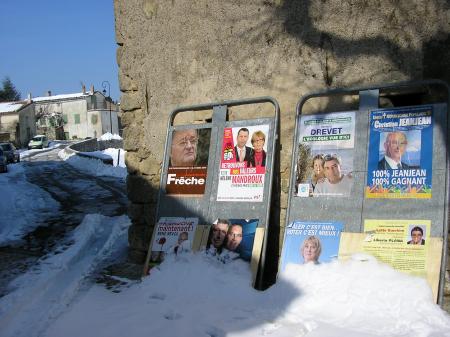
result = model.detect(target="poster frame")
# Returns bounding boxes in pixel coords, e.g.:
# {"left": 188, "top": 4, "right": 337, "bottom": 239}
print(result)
{"left": 285, "top": 80, "right": 449, "bottom": 305}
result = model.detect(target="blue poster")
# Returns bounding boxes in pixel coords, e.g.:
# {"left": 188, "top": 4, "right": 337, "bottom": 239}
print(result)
{"left": 366, "top": 106, "right": 433, "bottom": 199}
{"left": 280, "top": 221, "right": 343, "bottom": 271}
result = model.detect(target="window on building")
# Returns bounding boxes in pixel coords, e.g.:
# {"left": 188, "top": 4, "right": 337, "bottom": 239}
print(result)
{"left": 91, "top": 114, "right": 98, "bottom": 125}
{"left": 74, "top": 114, "right": 80, "bottom": 124}
{"left": 62, "top": 114, "right": 68, "bottom": 124}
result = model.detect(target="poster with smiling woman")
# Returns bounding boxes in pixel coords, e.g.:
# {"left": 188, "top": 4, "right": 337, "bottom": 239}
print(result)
{"left": 280, "top": 221, "right": 344, "bottom": 272}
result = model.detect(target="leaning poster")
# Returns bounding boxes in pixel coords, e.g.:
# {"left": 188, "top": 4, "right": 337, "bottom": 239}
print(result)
{"left": 294, "top": 111, "right": 355, "bottom": 197}
{"left": 279, "top": 221, "right": 344, "bottom": 271}
{"left": 217, "top": 124, "right": 270, "bottom": 202}
{"left": 366, "top": 106, "right": 433, "bottom": 198}
{"left": 148, "top": 217, "right": 198, "bottom": 266}
{"left": 362, "top": 219, "right": 430, "bottom": 278}
{"left": 165, "top": 128, "right": 211, "bottom": 196}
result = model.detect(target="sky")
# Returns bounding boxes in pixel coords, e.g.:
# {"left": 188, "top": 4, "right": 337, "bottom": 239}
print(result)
{"left": 0, "top": 144, "right": 449, "bottom": 336}
{"left": 0, "top": 0, "right": 120, "bottom": 101}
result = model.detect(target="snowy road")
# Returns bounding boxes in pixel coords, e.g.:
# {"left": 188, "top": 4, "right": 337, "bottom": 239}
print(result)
{"left": 0, "top": 148, "right": 128, "bottom": 297}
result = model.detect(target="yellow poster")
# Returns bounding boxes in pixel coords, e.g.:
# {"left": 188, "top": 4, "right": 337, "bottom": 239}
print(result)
{"left": 363, "top": 219, "right": 430, "bottom": 278}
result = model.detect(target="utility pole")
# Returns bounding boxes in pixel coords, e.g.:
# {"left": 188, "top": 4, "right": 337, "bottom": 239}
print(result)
{"left": 102, "top": 80, "right": 112, "bottom": 134}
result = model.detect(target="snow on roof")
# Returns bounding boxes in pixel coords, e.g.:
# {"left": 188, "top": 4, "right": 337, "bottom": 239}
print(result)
{"left": 0, "top": 101, "right": 25, "bottom": 113}
{"left": 32, "top": 92, "right": 92, "bottom": 102}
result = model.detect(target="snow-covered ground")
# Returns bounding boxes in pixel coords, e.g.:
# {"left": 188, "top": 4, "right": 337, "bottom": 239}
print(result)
{"left": 0, "top": 137, "right": 449, "bottom": 337}
{"left": 0, "top": 164, "right": 59, "bottom": 245}
{"left": 59, "top": 148, "right": 127, "bottom": 180}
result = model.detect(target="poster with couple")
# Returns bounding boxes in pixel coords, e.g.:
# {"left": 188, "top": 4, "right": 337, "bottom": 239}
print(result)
{"left": 294, "top": 111, "right": 356, "bottom": 197}
{"left": 205, "top": 218, "right": 259, "bottom": 264}
{"left": 217, "top": 124, "right": 270, "bottom": 202}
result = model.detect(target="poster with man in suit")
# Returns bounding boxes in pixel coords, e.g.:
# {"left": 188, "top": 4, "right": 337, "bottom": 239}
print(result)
{"left": 366, "top": 106, "right": 433, "bottom": 199}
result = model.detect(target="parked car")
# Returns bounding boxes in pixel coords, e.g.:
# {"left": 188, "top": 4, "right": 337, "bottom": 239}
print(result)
{"left": 0, "top": 149, "right": 8, "bottom": 173}
{"left": 28, "top": 135, "right": 49, "bottom": 150}
{"left": 0, "top": 142, "right": 20, "bottom": 163}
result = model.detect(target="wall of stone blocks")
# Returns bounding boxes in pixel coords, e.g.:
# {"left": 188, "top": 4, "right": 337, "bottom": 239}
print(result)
{"left": 114, "top": 0, "right": 450, "bottom": 294}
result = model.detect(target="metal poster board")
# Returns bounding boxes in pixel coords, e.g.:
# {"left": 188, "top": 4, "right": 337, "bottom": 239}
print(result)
{"left": 144, "top": 97, "right": 279, "bottom": 289}
{"left": 283, "top": 80, "right": 449, "bottom": 305}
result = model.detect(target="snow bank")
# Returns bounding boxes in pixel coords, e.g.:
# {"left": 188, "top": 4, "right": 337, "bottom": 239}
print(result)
{"left": 44, "top": 253, "right": 450, "bottom": 337}
{"left": 58, "top": 149, "right": 127, "bottom": 180}
{"left": 0, "top": 214, "right": 131, "bottom": 337}
{"left": 0, "top": 164, "right": 59, "bottom": 245}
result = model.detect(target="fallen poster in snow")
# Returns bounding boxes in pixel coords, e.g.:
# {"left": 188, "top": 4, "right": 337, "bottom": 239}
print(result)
{"left": 205, "top": 218, "right": 258, "bottom": 263}
{"left": 279, "top": 221, "right": 344, "bottom": 271}
{"left": 366, "top": 106, "right": 433, "bottom": 198}
{"left": 166, "top": 128, "right": 211, "bottom": 196}
{"left": 362, "top": 219, "right": 430, "bottom": 278}
{"left": 294, "top": 111, "right": 355, "bottom": 197}
{"left": 217, "top": 125, "right": 270, "bottom": 202}
{"left": 149, "top": 217, "right": 198, "bottom": 265}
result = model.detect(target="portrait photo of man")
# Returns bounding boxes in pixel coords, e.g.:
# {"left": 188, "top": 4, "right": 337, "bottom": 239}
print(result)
{"left": 313, "top": 154, "right": 352, "bottom": 197}
{"left": 225, "top": 224, "right": 243, "bottom": 252}
{"left": 169, "top": 129, "right": 198, "bottom": 167}
{"left": 378, "top": 131, "right": 416, "bottom": 170}
{"left": 234, "top": 127, "right": 254, "bottom": 166}
{"left": 407, "top": 226, "right": 425, "bottom": 245}
{"left": 206, "top": 219, "right": 230, "bottom": 255}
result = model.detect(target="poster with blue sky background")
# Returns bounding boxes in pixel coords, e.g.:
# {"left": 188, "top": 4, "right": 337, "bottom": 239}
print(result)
{"left": 280, "top": 221, "right": 343, "bottom": 271}
{"left": 366, "top": 106, "right": 433, "bottom": 199}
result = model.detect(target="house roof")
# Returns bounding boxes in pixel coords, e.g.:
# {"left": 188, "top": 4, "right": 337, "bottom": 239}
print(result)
{"left": 0, "top": 101, "right": 26, "bottom": 114}
{"left": 32, "top": 92, "right": 92, "bottom": 102}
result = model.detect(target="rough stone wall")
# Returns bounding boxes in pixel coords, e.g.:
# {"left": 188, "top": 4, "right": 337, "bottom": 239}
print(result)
{"left": 114, "top": 0, "right": 450, "bottom": 287}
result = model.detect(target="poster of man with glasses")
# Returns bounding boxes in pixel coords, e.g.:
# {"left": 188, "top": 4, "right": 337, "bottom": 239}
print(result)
{"left": 166, "top": 128, "right": 211, "bottom": 195}
{"left": 366, "top": 106, "right": 433, "bottom": 199}
{"left": 295, "top": 111, "right": 355, "bottom": 197}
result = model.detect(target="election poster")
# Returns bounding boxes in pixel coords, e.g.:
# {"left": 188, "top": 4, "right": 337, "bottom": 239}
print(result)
{"left": 362, "top": 219, "right": 430, "bottom": 278}
{"left": 366, "top": 106, "right": 433, "bottom": 198}
{"left": 216, "top": 124, "right": 270, "bottom": 202}
{"left": 279, "top": 221, "right": 344, "bottom": 271}
{"left": 149, "top": 217, "right": 198, "bottom": 265}
{"left": 294, "top": 111, "right": 355, "bottom": 197}
{"left": 166, "top": 128, "right": 211, "bottom": 195}
{"left": 205, "top": 218, "right": 258, "bottom": 264}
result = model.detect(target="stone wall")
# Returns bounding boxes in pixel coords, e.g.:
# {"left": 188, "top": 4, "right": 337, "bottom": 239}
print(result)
{"left": 114, "top": 0, "right": 450, "bottom": 285}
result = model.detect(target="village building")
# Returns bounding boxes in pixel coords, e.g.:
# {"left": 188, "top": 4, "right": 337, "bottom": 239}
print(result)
{"left": 0, "top": 86, "right": 120, "bottom": 147}
{"left": 0, "top": 99, "right": 35, "bottom": 147}
{"left": 33, "top": 86, "right": 120, "bottom": 140}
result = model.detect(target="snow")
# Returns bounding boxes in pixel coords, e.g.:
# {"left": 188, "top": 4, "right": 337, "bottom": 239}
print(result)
{"left": 32, "top": 92, "right": 90, "bottom": 102}
{"left": 0, "top": 141, "right": 449, "bottom": 337}
{"left": 0, "top": 164, "right": 59, "bottom": 245}
{"left": 0, "top": 102, "right": 25, "bottom": 113}
{"left": 58, "top": 148, "right": 127, "bottom": 180}
{"left": 98, "top": 132, "right": 122, "bottom": 141}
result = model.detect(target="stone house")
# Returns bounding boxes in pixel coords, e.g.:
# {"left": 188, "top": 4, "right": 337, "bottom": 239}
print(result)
{"left": 0, "top": 99, "right": 36, "bottom": 147}
{"left": 33, "top": 86, "right": 120, "bottom": 140}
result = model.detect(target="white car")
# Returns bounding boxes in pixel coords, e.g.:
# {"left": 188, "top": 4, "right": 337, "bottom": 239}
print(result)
{"left": 28, "top": 135, "right": 49, "bottom": 150}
